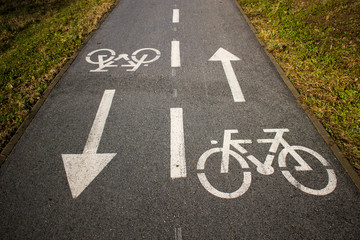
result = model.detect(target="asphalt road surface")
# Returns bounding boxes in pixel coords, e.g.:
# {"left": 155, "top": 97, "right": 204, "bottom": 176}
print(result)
{"left": 1, "top": 0, "right": 359, "bottom": 239}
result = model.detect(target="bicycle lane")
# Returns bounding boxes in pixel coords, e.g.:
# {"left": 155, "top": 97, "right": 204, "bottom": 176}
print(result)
{"left": 166, "top": 0, "right": 360, "bottom": 238}
{"left": 0, "top": 0, "right": 359, "bottom": 239}
{"left": 0, "top": 0, "right": 184, "bottom": 238}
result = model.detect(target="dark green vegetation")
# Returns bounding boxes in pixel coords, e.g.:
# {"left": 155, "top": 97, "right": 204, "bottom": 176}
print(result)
{"left": 0, "top": 0, "right": 117, "bottom": 152}
{"left": 238, "top": 0, "right": 360, "bottom": 173}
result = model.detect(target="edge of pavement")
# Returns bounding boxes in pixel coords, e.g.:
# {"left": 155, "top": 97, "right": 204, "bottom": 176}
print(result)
{"left": 232, "top": 0, "right": 360, "bottom": 191}
{"left": 0, "top": 0, "right": 122, "bottom": 167}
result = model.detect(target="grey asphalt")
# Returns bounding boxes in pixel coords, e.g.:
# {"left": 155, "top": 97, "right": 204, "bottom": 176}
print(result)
{"left": 1, "top": 0, "right": 359, "bottom": 239}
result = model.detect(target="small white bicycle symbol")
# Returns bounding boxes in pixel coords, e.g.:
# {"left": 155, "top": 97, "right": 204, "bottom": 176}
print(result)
{"left": 197, "top": 128, "right": 337, "bottom": 199}
{"left": 85, "top": 48, "right": 161, "bottom": 72}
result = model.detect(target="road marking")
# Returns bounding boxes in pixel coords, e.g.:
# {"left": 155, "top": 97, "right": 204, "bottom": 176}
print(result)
{"left": 171, "top": 41, "right": 181, "bottom": 67}
{"left": 86, "top": 48, "right": 161, "bottom": 72}
{"left": 86, "top": 49, "right": 117, "bottom": 72}
{"left": 170, "top": 108, "right": 186, "bottom": 179}
{"left": 282, "top": 169, "right": 337, "bottom": 196}
{"left": 209, "top": 48, "right": 245, "bottom": 102}
{"left": 279, "top": 145, "right": 337, "bottom": 195}
{"left": 62, "top": 90, "right": 116, "bottom": 199}
{"left": 198, "top": 171, "right": 252, "bottom": 199}
{"left": 196, "top": 128, "right": 337, "bottom": 198}
{"left": 83, "top": 90, "right": 115, "bottom": 154}
{"left": 175, "top": 227, "right": 182, "bottom": 240}
{"left": 173, "top": 9, "right": 179, "bottom": 23}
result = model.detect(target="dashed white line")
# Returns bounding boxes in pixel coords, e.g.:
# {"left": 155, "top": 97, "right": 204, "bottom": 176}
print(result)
{"left": 175, "top": 227, "right": 183, "bottom": 240}
{"left": 170, "top": 108, "right": 186, "bottom": 179}
{"left": 173, "top": 9, "right": 179, "bottom": 23}
{"left": 171, "top": 40, "right": 181, "bottom": 67}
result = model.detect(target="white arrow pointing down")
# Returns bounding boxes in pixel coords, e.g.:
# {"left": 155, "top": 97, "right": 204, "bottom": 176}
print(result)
{"left": 209, "top": 48, "right": 245, "bottom": 102}
{"left": 62, "top": 90, "right": 116, "bottom": 199}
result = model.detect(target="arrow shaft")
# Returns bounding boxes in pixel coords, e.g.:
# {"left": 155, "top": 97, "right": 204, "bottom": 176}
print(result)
{"left": 83, "top": 90, "right": 115, "bottom": 154}
{"left": 221, "top": 61, "right": 245, "bottom": 102}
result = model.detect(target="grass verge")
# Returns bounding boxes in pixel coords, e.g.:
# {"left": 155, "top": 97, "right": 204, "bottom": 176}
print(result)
{"left": 237, "top": 0, "right": 360, "bottom": 174}
{"left": 0, "top": 0, "right": 118, "bottom": 153}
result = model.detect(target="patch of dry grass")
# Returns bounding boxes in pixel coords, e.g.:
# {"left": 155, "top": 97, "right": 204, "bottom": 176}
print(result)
{"left": 238, "top": 0, "right": 360, "bottom": 172}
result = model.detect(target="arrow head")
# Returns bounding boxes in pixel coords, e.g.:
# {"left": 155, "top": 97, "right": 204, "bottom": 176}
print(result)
{"left": 62, "top": 153, "right": 116, "bottom": 199}
{"left": 209, "top": 48, "right": 240, "bottom": 62}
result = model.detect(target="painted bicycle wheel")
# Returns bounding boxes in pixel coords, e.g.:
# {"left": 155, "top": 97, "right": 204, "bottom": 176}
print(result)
{"left": 197, "top": 147, "right": 251, "bottom": 199}
{"left": 279, "top": 146, "right": 337, "bottom": 195}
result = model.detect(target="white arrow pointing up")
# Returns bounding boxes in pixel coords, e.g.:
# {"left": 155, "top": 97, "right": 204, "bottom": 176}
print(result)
{"left": 209, "top": 48, "right": 245, "bottom": 102}
{"left": 62, "top": 90, "right": 116, "bottom": 199}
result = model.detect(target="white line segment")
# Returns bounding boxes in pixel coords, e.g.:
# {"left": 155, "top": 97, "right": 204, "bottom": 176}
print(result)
{"left": 171, "top": 41, "right": 181, "bottom": 67}
{"left": 173, "top": 9, "right": 179, "bottom": 23}
{"left": 83, "top": 90, "right": 116, "bottom": 154}
{"left": 222, "top": 61, "right": 245, "bottom": 102}
{"left": 170, "top": 108, "right": 186, "bottom": 179}
{"left": 175, "top": 227, "right": 183, "bottom": 240}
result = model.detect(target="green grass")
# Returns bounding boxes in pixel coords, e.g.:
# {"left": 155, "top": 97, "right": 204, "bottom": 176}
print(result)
{"left": 0, "top": 0, "right": 118, "bottom": 152}
{"left": 238, "top": 0, "right": 360, "bottom": 172}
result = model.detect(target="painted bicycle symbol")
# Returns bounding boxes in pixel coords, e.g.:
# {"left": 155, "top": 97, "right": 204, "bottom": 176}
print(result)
{"left": 197, "top": 128, "right": 337, "bottom": 199}
{"left": 85, "top": 48, "right": 161, "bottom": 72}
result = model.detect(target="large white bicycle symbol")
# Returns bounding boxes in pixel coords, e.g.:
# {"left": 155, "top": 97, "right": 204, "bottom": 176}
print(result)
{"left": 86, "top": 48, "right": 161, "bottom": 72}
{"left": 197, "top": 129, "right": 337, "bottom": 199}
